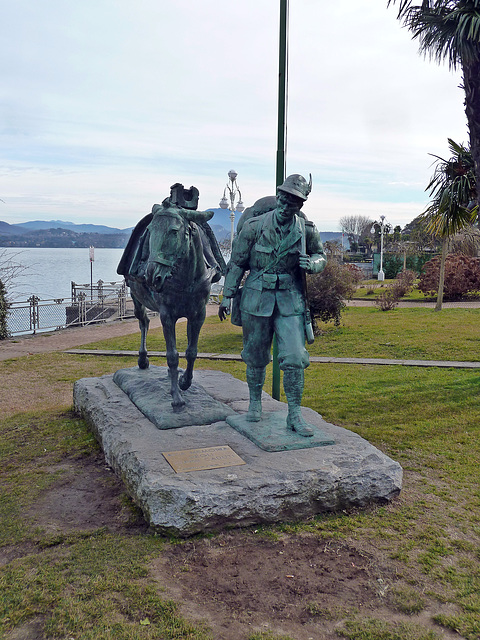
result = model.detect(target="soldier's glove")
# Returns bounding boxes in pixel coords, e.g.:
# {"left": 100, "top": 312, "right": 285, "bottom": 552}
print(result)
{"left": 218, "top": 297, "right": 231, "bottom": 322}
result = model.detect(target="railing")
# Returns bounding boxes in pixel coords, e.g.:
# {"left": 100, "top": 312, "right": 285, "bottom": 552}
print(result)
{"left": 71, "top": 279, "right": 129, "bottom": 304}
{"left": 209, "top": 282, "right": 224, "bottom": 304}
{"left": 6, "top": 280, "right": 135, "bottom": 336}
{"left": 6, "top": 279, "right": 224, "bottom": 336}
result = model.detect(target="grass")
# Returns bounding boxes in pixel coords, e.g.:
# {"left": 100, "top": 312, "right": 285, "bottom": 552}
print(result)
{"left": 0, "top": 532, "right": 212, "bottom": 639}
{"left": 354, "top": 280, "right": 430, "bottom": 301}
{"left": 338, "top": 618, "right": 440, "bottom": 640}
{"left": 79, "top": 307, "right": 480, "bottom": 362}
{"left": 1, "top": 306, "right": 480, "bottom": 638}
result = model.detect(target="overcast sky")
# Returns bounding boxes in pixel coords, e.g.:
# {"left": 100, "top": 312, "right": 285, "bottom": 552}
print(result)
{"left": 1, "top": 0, "right": 468, "bottom": 231}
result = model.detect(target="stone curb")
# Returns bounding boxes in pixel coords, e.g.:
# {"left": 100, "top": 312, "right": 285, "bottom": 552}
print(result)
{"left": 64, "top": 349, "right": 480, "bottom": 369}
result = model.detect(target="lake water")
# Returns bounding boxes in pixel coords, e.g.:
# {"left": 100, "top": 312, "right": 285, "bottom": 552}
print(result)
{"left": 1, "top": 247, "right": 126, "bottom": 302}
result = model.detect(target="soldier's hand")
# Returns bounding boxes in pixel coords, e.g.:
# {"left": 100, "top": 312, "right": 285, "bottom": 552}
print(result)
{"left": 298, "top": 253, "right": 312, "bottom": 272}
{"left": 218, "top": 298, "right": 231, "bottom": 322}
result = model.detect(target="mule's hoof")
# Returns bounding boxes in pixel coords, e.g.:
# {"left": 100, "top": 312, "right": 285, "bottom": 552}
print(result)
{"left": 138, "top": 356, "right": 149, "bottom": 369}
{"left": 171, "top": 398, "right": 186, "bottom": 412}
{"left": 179, "top": 374, "right": 192, "bottom": 391}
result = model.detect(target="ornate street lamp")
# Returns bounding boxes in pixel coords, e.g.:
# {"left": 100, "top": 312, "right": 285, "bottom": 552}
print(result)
{"left": 219, "top": 169, "right": 245, "bottom": 250}
{"left": 371, "top": 215, "right": 390, "bottom": 281}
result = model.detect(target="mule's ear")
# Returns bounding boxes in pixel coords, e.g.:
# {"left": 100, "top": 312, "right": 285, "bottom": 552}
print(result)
{"left": 184, "top": 209, "right": 214, "bottom": 223}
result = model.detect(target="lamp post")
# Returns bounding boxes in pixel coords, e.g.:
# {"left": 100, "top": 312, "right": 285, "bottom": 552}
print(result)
{"left": 371, "top": 216, "right": 389, "bottom": 281}
{"left": 219, "top": 169, "right": 245, "bottom": 251}
{"left": 89, "top": 246, "right": 95, "bottom": 301}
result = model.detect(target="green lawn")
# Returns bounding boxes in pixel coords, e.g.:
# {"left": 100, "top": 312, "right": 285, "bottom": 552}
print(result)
{"left": 1, "top": 306, "right": 480, "bottom": 639}
{"left": 354, "top": 282, "right": 430, "bottom": 301}
{"left": 81, "top": 307, "right": 480, "bottom": 362}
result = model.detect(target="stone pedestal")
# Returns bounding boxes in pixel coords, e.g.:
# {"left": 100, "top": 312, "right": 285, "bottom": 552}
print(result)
{"left": 73, "top": 366, "right": 402, "bottom": 537}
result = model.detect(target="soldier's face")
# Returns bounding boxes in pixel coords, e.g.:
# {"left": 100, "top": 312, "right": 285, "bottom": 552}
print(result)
{"left": 276, "top": 191, "right": 304, "bottom": 223}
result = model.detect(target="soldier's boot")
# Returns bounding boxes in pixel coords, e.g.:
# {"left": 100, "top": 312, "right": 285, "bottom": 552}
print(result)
{"left": 246, "top": 365, "right": 265, "bottom": 422}
{"left": 283, "top": 367, "right": 314, "bottom": 437}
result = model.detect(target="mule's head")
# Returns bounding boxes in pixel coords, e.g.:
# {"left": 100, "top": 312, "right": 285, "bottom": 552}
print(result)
{"left": 146, "top": 206, "right": 188, "bottom": 292}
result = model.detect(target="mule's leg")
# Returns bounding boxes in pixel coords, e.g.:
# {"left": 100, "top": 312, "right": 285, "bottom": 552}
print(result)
{"left": 160, "top": 312, "right": 185, "bottom": 409}
{"left": 179, "top": 307, "right": 205, "bottom": 391}
{"left": 133, "top": 295, "right": 150, "bottom": 369}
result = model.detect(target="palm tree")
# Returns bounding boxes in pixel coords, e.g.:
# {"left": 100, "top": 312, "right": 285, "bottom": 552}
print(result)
{"left": 388, "top": 0, "right": 480, "bottom": 209}
{"left": 421, "top": 138, "right": 477, "bottom": 309}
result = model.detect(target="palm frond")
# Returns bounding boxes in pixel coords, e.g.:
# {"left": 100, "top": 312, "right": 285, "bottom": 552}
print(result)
{"left": 388, "top": 0, "right": 480, "bottom": 69}
{"left": 422, "top": 138, "right": 478, "bottom": 237}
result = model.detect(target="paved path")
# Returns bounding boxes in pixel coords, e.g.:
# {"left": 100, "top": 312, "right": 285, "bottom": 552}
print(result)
{"left": 347, "top": 299, "right": 480, "bottom": 308}
{"left": 0, "top": 306, "right": 216, "bottom": 361}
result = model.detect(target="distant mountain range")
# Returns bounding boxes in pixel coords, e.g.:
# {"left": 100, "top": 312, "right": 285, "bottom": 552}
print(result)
{"left": 0, "top": 219, "right": 134, "bottom": 236}
{"left": 0, "top": 213, "right": 343, "bottom": 248}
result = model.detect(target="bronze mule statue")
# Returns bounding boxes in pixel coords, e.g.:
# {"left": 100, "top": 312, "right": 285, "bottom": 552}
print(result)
{"left": 118, "top": 183, "right": 225, "bottom": 409}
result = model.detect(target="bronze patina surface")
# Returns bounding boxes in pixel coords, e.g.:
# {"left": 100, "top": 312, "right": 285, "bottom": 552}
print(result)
{"left": 226, "top": 412, "right": 335, "bottom": 452}
{"left": 113, "top": 366, "right": 234, "bottom": 429}
{"left": 118, "top": 183, "right": 225, "bottom": 410}
{"left": 219, "top": 174, "right": 331, "bottom": 444}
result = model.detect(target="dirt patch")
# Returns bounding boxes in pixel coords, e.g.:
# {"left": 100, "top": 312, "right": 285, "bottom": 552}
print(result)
{"left": 5, "top": 617, "right": 46, "bottom": 640}
{"left": 1, "top": 452, "right": 147, "bottom": 571}
{"left": 152, "top": 531, "right": 454, "bottom": 640}
{"left": 25, "top": 453, "right": 148, "bottom": 536}
{"left": 2, "top": 457, "right": 462, "bottom": 640}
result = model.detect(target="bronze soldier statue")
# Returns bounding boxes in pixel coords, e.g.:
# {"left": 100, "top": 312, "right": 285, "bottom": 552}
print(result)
{"left": 219, "top": 174, "right": 326, "bottom": 437}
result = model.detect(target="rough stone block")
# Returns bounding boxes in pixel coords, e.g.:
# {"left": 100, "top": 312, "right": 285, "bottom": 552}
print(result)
{"left": 73, "top": 367, "right": 403, "bottom": 537}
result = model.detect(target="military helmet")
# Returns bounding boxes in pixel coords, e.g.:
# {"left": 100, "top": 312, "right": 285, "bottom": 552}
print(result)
{"left": 277, "top": 173, "right": 312, "bottom": 201}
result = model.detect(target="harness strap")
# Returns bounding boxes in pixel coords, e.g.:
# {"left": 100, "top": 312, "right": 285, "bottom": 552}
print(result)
{"left": 247, "top": 216, "right": 301, "bottom": 284}
{"left": 150, "top": 257, "right": 176, "bottom": 267}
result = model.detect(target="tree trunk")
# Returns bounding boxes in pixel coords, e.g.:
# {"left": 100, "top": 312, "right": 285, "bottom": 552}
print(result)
{"left": 462, "top": 59, "right": 480, "bottom": 213}
{"left": 435, "top": 238, "right": 448, "bottom": 312}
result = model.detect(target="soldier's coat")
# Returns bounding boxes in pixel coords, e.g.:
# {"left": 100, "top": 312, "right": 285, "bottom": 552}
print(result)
{"left": 223, "top": 210, "right": 325, "bottom": 318}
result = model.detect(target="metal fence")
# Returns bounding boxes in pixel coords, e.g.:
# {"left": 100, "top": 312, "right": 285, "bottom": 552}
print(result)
{"left": 6, "top": 279, "right": 225, "bottom": 336}
{"left": 7, "top": 280, "right": 135, "bottom": 336}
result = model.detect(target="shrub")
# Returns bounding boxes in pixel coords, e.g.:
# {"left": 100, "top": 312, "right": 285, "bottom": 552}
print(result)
{"left": 408, "top": 253, "right": 435, "bottom": 275}
{"left": 418, "top": 254, "right": 480, "bottom": 299}
{"left": 374, "top": 270, "right": 416, "bottom": 312}
{"left": 393, "top": 269, "right": 416, "bottom": 297}
{"left": 380, "top": 253, "right": 436, "bottom": 278}
{"left": 307, "top": 261, "right": 363, "bottom": 329}
{"left": 0, "top": 279, "right": 9, "bottom": 339}
{"left": 383, "top": 254, "right": 404, "bottom": 279}
{"left": 344, "top": 263, "right": 364, "bottom": 283}
{"left": 375, "top": 286, "right": 400, "bottom": 311}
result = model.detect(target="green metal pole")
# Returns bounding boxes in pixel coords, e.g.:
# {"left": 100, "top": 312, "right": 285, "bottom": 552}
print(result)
{"left": 272, "top": 0, "right": 288, "bottom": 400}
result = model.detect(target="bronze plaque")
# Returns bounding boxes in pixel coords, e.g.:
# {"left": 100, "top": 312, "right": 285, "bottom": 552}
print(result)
{"left": 162, "top": 445, "right": 246, "bottom": 473}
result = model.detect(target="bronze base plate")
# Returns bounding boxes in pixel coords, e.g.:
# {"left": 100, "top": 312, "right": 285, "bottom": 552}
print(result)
{"left": 162, "top": 445, "right": 246, "bottom": 473}
{"left": 226, "top": 411, "right": 335, "bottom": 452}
